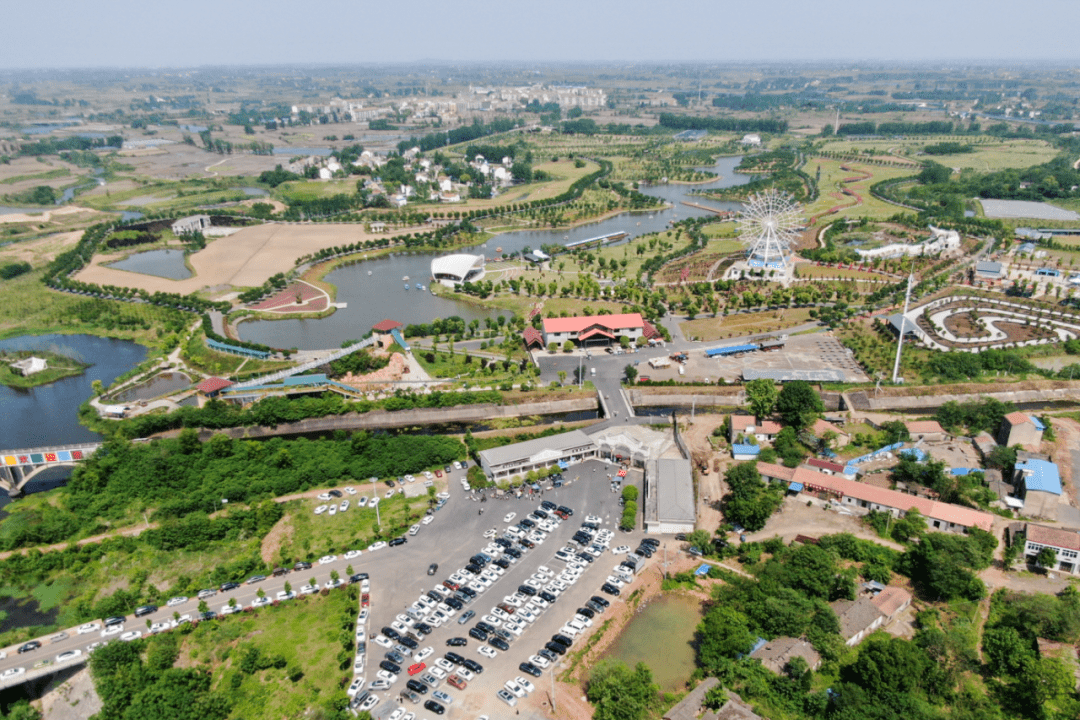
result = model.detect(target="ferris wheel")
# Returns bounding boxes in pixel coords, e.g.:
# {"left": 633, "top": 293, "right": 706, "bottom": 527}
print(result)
{"left": 738, "top": 189, "right": 803, "bottom": 269}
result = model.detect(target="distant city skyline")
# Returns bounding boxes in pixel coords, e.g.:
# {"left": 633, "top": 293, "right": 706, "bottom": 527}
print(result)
{"left": 2, "top": 0, "right": 1079, "bottom": 69}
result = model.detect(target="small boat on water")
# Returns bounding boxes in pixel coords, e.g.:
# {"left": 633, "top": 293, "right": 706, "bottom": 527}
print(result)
{"left": 403, "top": 283, "right": 409, "bottom": 290}
{"left": 415, "top": 283, "right": 422, "bottom": 290}
{"left": 368, "top": 271, "right": 372, "bottom": 276}
{"left": 403, "top": 275, "right": 409, "bottom": 281}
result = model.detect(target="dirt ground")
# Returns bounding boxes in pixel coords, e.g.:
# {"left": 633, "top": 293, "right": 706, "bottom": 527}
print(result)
{"left": 0, "top": 230, "right": 84, "bottom": 265}
{"left": 38, "top": 666, "right": 102, "bottom": 720}
{"left": 75, "top": 221, "right": 430, "bottom": 294}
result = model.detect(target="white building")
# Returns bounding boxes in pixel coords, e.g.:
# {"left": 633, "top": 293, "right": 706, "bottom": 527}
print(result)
{"left": 430, "top": 254, "right": 486, "bottom": 287}
{"left": 741, "top": 134, "right": 762, "bottom": 146}
{"left": 477, "top": 430, "right": 598, "bottom": 481}
{"left": 9, "top": 356, "right": 47, "bottom": 376}
{"left": 1023, "top": 523, "right": 1080, "bottom": 574}
{"left": 855, "top": 225, "right": 961, "bottom": 260}
{"left": 171, "top": 215, "right": 211, "bottom": 236}
{"left": 643, "top": 458, "right": 695, "bottom": 534}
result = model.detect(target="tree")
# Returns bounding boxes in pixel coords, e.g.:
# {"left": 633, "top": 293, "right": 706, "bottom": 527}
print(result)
{"left": 586, "top": 660, "right": 658, "bottom": 720}
{"left": 563, "top": 340, "right": 575, "bottom": 353}
{"left": 624, "top": 364, "right": 638, "bottom": 384}
{"left": 776, "top": 381, "right": 824, "bottom": 430}
{"left": 1035, "top": 546, "right": 1058, "bottom": 570}
{"left": 283, "top": 581, "right": 292, "bottom": 595}
{"left": 686, "top": 529, "right": 712, "bottom": 554}
{"left": 721, "top": 462, "right": 784, "bottom": 531}
{"left": 697, "top": 605, "right": 754, "bottom": 669}
{"left": 745, "top": 378, "right": 778, "bottom": 420}
{"left": 548, "top": 342, "right": 558, "bottom": 354}
{"left": 558, "top": 370, "right": 567, "bottom": 386}
{"left": 197, "top": 600, "right": 208, "bottom": 614}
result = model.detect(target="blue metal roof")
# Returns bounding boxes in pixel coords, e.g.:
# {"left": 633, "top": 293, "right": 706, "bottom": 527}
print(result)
{"left": 1030, "top": 416, "right": 1047, "bottom": 432}
{"left": 899, "top": 447, "right": 927, "bottom": 461}
{"left": 950, "top": 467, "right": 973, "bottom": 476}
{"left": 694, "top": 563, "right": 713, "bottom": 576}
{"left": 1017, "top": 459, "right": 1062, "bottom": 495}
{"left": 705, "top": 343, "right": 759, "bottom": 357}
{"left": 788, "top": 482, "right": 804, "bottom": 492}
{"left": 732, "top": 444, "right": 761, "bottom": 456}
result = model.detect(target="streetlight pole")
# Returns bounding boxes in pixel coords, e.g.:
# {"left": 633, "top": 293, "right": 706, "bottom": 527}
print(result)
{"left": 550, "top": 666, "right": 557, "bottom": 713}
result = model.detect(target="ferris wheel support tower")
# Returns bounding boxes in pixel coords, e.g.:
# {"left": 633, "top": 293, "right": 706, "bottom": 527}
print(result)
{"left": 738, "top": 190, "right": 804, "bottom": 269}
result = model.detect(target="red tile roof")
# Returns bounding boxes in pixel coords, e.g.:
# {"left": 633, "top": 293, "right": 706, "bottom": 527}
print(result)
{"left": 756, "top": 462, "right": 796, "bottom": 482}
{"left": 870, "top": 586, "right": 912, "bottom": 617}
{"left": 579, "top": 327, "right": 615, "bottom": 341}
{"left": 905, "top": 420, "right": 945, "bottom": 435}
{"left": 790, "top": 466, "right": 994, "bottom": 531}
{"left": 731, "top": 416, "right": 781, "bottom": 434}
{"left": 807, "top": 458, "right": 846, "bottom": 474}
{"left": 812, "top": 418, "right": 846, "bottom": 436}
{"left": 642, "top": 319, "right": 661, "bottom": 340}
{"left": 522, "top": 326, "right": 544, "bottom": 348}
{"left": 1026, "top": 523, "right": 1080, "bottom": 551}
{"left": 1004, "top": 411, "right": 1033, "bottom": 427}
{"left": 542, "top": 313, "right": 644, "bottom": 334}
{"left": 372, "top": 319, "right": 403, "bottom": 332}
{"left": 196, "top": 377, "right": 233, "bottom": 394}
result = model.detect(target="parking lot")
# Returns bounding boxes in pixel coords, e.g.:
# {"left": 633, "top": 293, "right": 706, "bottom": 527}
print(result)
{"left": 354, "top": 457, "right": 651, "bottom": 719}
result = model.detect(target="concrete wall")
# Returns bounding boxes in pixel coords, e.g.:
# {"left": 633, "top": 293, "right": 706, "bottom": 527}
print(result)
{"left": 629, "top": 389, "right": 744, "bottom": 408}
{"left": 846, "top": 386, "right": 1080, "bottom": 413}
{"left": 155, "top": 396, "right": 599, "bottom": 441}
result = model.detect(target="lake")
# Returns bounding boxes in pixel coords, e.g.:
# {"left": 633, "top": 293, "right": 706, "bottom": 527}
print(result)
{"left": 238, "top": 155, "right": 750, "bottom": 350}
{"left": 107, "top": 248, "right": 192, "bottom": 280}
{"left": 603, "top": 593, "right": 703, "bottom": 692}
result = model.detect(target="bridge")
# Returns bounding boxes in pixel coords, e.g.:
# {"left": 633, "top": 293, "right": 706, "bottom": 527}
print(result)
{"left": 230, "top": 336, "right": 377, "bottom": 390}
{"left": 0, "top": 443, "right": 102, "bottom": 495}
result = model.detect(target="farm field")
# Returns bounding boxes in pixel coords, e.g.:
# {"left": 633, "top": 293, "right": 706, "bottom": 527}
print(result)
{"left": 680, "top": 307, "right": 816, "bottom": 341}
{"left": 819, "top": 136, "right": 1059, "bottom": 171}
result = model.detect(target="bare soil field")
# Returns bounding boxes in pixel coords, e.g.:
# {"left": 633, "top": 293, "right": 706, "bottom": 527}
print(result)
{"left": 74, "top": 221, "right": 427, "bottom": 294}
{"left": 0, "top": 230, "right": 84, "bottom": 265}
{"left": 111, "top": 143, "right": 282, "bottom": 181}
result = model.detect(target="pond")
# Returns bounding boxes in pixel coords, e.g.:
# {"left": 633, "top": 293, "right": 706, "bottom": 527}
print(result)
{"left": 603, "top": 593, "right": 703, "bottom": 692}
{"left": 110, "top": 370, "right": 193, "bottom": 403}
{"left": 238, "top": 155, "right": 752, "bottom": 350}
{"left": 107, "top": 248, "right": 192, "bottom": 280}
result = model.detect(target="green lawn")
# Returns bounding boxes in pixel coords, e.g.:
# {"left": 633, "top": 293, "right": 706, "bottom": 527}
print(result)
{"left": 819, "top": 136, "right": 1058, "bottom": 171}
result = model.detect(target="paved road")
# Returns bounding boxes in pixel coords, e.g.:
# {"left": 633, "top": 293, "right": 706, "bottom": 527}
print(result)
{"left": 0, "top": 458, "right": 665, "bottom": 720}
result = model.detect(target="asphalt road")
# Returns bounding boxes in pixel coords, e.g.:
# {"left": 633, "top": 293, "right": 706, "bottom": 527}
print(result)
{"left": 0, "top": 458, "right": 663, "bottom": 720}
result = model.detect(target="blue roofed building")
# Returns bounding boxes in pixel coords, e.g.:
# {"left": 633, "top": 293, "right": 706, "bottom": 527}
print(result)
{"left": 732, "top": 443, "right": 761, "bottom": 461}
{"left": 1014, "top": 458, "right": 1062, "bottom": 520}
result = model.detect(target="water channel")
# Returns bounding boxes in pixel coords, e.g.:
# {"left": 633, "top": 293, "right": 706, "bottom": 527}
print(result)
{"left": 107, "top": 248, "right": 192, "bottom": 279}
{"left": 603, "top": 593, "right": 704, "bottom": 692}
{"left": 238, "top": 155, "right": 750, "bottom": 350}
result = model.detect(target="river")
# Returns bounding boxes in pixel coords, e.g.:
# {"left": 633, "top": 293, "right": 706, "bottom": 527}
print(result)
{"left": 238, "top": 155, "right": 750, "bottom": 350}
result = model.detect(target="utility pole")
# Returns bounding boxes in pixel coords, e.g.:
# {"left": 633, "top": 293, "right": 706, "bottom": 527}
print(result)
{"left": 550, "top": 666, "right": 557, "bottom": 713}
{"left": 891, "top": 264, "right": 915, "bottom": 384}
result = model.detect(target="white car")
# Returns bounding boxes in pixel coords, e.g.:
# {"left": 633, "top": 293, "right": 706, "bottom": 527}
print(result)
{"left": 454, "top": 461, "right": 463, "bottom": 470}
{"left": 404, "top": 474, "right": 415, "bottom": 483}
{"left": 389, "top": 708, "right": 406, "bottom": 720}
{"left": 149, "top": 622, "right": 169, "bottom": 634}
{"left": 391, "top": 620, "right": 410, "bottom": 635}
{"left": 314, "top": 505, "right": 328, "bottom": 515}
{"left": 424, "top": 471, "right": 434, "bottom": 480}
{"left": 504, "top": 680, "right": 527, "bottom": 698}
{"left": 482, "top": 528, "right": 496, "bottom": 539}
{"left": 251, "top": 597, "right": 272, "bottom": 608}
{"left": 435, "top": 658, "right": 455, "bottom": 673}
{"left": 77, "top": 622, "right": 101, "bottom": 635}
{"left": 328, "top": 505, "right": 337, "bottom": 516}
{"left": 456, "top": 667, "right": 475, "bottom": 681}
{"left": 585, "top": 515, "right": 602, "bottom": 524}
{"left": 559, "top": 625, "right": 580, "bottom": 638}
{"left": 376, "top": 670, "right": 398, "bottom": 684}
{"left": 415, "top": 646, "right": 433, "bottom": 662}
{"left": 384, "top": 488, "right": 395, "bottom": 498}
{"left": 368, "top": 541, "right": 387, "bottom": 551}
{"left": 101, "top": 625, "right": 124, "bottom": 637}
{"left": 373, "top": 635, "right": 393, "bottom": 649}
{"left": 172, "top": 614, "right": 192, "bottom": 627}
{"left": 409, "top": 524, "right": 420, "bottom": 536}
{"left": 347, "top": 677, "right": 365, "bottom": 697}
{"left": 359, "top": 694, "right": 379, "bottom": 711}
{"left": 339, "top": 500, "right": 350, "bottom": 512}
{"left": 529, "top": 654, "right": 550, "bottom": 669}
{"left": 317, "top": 493, "right": 332, "bottom": 501}
{"left": 503, "top": 512, "right": 517, "bottom": 523}
{"left": 277, "top": 591, "right": 296, "bottom": 601}
{"left": 120, "top": 631, "right": 142, "bottom": 642}
{"left": 477, "top": 645, "right": 497, "bottom": 658}
{"left": 515, "top": 676, "right": 536, "bottom": 694}
{"left": 370, "top": 497, "right": 380, "bottom": 508}
{"left": 436, "top": 491, "right": 450, "bottom": 500}
{"left": 358, "top": 496, "right": 369, "bottom": 508}
{"left": 324, "top": 579, "right": 343, "bottom": 590}
{"left": 428, "top": 665, "right": 447, "bottom": 680}
{"left": 166, "top": 596, "right": 188, "bottom": 607}
{"left": 344, "top": 549, "right": 362, "bottom": 560}
{"left": 422, "top": 515, "right": 434, "bottom": 525}
{"left": 344, "top": 486, "right": 357, "bottom": 495}
{"left": 358, "top": 609, "right": 369, "bottom": 623}
{"left": 319, "top": 555, "right": 337, "bottom": 565}
{"left": 298, "top": 584, "right": 318, "bottom": 595}
{"left": 1, "top": 667, "right": 25, "bottom": 679}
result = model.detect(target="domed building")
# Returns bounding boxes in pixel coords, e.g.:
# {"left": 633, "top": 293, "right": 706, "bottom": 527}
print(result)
{"left": 430, "top": 253, "right": 486, "bottom": 287}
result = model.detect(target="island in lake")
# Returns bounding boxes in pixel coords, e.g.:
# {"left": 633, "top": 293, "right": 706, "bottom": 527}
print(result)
{"left": 0, "top": 350, "right": 91, "bottom": 389}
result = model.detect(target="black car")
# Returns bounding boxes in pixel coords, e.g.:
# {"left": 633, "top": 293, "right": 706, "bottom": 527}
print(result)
{"left": 348, "top": 573, "right": 365, "bottom": 584}
{"left": 586, "top": 600, "right": 606, "bottom": 614}
{"left": 386, "top": 650, "right": 405, "bottom": 665}
{"left": 590, "top": 596, "right": 610, "bottom": 608}
{"left": 493, "top": 538, "right": 512, "bottom": 549}
{"left": 444, "top": 465, "right": 453, "bottom": 473}
{"left": 461, "top": 658, "right": 483, "bottom": 674}
{"left": 458, "top": 586, "right": 477, "bottom": 598}
{"left": 399, "top": 636, "right": 419, "bottom": 649}
{"left": 504, "top": 547, "right": 522, "bottom": 559}
{"left": 294, "top": 561, "right": 312, "bottom": 570}
{"left": 557, "top": 505, "right": 574, "bottom": 516}
{"left": 104, "top": 616, "right": 125, "bottom": 627}
{"left": 494, "top": 628, "right": 513, "bottom": 642}
{"left": 444, "top": 597, "right": 463, "bottom": 611}
{"left": 469, "top": 627, "right": 489, "bottom": 642}
{"left": 582, "top": 521, "right": 599, "bottom": 530}
{"left": 490, "top": 636, "right": 510, "bottom": 652}
{"left": 423, "top": 700, "right": 445, "bottom": 716}
{"left": 389, "top": 537, "right": 407, "bottom": 547}
{"left": 446, "top": 637, "right": 468, "bottom": 647}
{"left": 200, "top": 611, "right": 217, "bottom": 621}
{"left": 329, "top": 490, "right": 343, "bottom": 498}
{"left": 476, "top": 621, "right": 496, "bottom": 634}
{"left": 445, "top": 651, "right": 465, "bottom": 665}
{"left": 636, "top": 546, "right": 653, "bottom": 558}
{"left": 407, "top": 679, "right": 429, "bottom": 695}
{"left": 518, "top": 538, "right": 535, "bottom": 549}
{"left": 540, "top": 500, "right": 556, "bottom": 511}
{"left": 379, "top": 660, "right": 401, "bottom": 674}
{"left": 641, "top": 538, "right": 660, "bottom": 549}
{"left": 675, "top": 533, "right": 688, "bottom": 541}
{"left": 383, "top": 627, "right": 402, "bottom": 641}
{"left": 17, "top": 641, "right": 40, "bottom": 654}
{"left": 576, "top": 553, "right": 594, "bottom": 564}
{"left": 539, "top": 591, "right": 557, "bottom": 604}
{"left": 427, "top": 563, "right": 438, "bottom": 575}
{"left": 551, "top": 633, "right": 573, "bottom": 648}
{"left": 415, "top": 622, "right": 434, "bottom": 636}
{"left": 493, "top": 558, "right": 510, "bottom": 570}
{"left": 519, "top": 518, "right": 536, "bottom": 529}
{"left": 464, "top": 563, "right": 483, "bottom": 575}
{"left": 519, "top": 662, "right": 543, "bottom": 678}
{"left": 134, "top": 604, "right": 158, "bottom": 617}
{"left": 220, "top": 582, "right": 240, "bottom": 592}
{"left": 601, "top": 583, "right": 621, "bottom": 596}
{"left": 469, "top": 554, "right": 489, "bottom": 567}
{"left": 576, "top": 606, "right": 595, "bottom": 619}
{"left": 533, "top": 510, "right": 549, "bottom": 520}
{"left": 518, "top": 584, "right": 537, "bottom": 597}
{"left": 544, "top": 641, "right": 567, "bottom": 656}
{"left": 426, "top": 590, "right": 443, "bottom": 602}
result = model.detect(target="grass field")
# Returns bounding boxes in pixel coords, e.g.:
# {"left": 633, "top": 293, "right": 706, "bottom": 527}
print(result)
{"left": 794, "top": 263, "right": 893, "bottom": 281}
{"left": 680, "top": 307, "right": 816, "bottom": 341}
{"left": 819, "top": 136, "right": 1059, "bottom": 171}
{"left": 804, "top": 158, "right": 917, "bottom": 222}
{"left": 178, "top": 586, "right": 355, "bottom": 719}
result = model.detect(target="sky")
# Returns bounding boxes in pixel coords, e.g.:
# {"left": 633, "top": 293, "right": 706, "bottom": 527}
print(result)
{"left": 3, "top": 0, "right": 1080, "bottom": 69}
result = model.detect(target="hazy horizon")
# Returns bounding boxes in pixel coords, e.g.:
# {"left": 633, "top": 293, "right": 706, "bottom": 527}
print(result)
{"left": 3, "top": 0, "right": 1079, "bottom": 70}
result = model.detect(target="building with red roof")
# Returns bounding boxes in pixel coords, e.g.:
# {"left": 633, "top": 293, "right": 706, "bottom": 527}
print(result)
{"left": 196, "top": 377, "right": 233, "bottom": 397}
{"left": 372, "top": 319, "right": 403, "bottom": 333}
{"left": 522, "top": 326, "right": 545, "bottom": 350}
{"left": 541, "top": 313, "right": 645, "bottom": 348}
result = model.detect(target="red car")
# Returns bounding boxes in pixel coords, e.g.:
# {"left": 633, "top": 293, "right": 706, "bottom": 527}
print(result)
{"left": 408, "top": 662, "right": 427, "bottom": 676}
{"left": 361, "top": 593, "right": 370, "bottom": 607}
{"left": 443, "top": 580, "right": 460, "bottom": 592}
{"left": 435, "top": 469, "right": 443, "bottom": 478}
{"left": 447, "top": 674, "right": 467, "bottom": 690}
